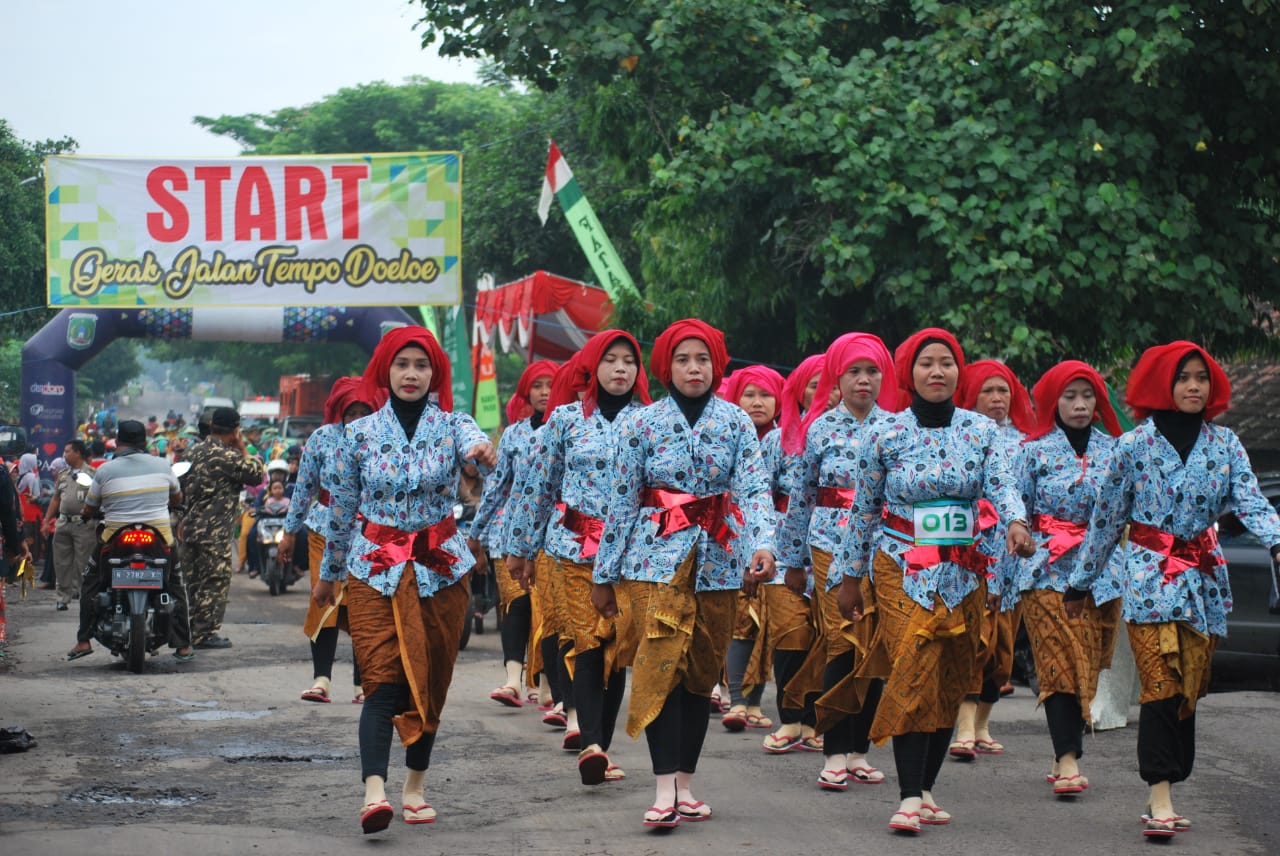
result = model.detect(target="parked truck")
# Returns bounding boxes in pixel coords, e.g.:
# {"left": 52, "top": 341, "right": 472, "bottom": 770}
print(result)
{"left": 278, "top": 374, "right": 329, "bottom": 441}
{"left": 279, "top": 375, "right": 330, "bottom": 418}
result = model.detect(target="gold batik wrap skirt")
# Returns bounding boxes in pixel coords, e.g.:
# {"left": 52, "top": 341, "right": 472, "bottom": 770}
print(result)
{"left": 558, "top": 556, "right": 634, "bottom": 683}
{"left": 346, "top": 564, "right": 469, "bottom": 746}
{"left": 1096, "top": 598, "right": 1123, "bottom": 670}
{"left": 622, "top": 550, "right": 735, "bottom": 738}
{"left": 303, "top": 530, "right": 347, "bottom": 640}
{"left": 731, "top": 589, "right": 771, "bottom": 697}
{"left": 1127, "top": 620, "right": 1217, "bottom": 719}
{"left": 970, "top": 602, "right": 1023, "bottom": 692}
{"left": 868, "top": 550, "right": 987, "bottom": 745}
{"left": 1021, "top": 588, "right": 1102, "bottom": 723}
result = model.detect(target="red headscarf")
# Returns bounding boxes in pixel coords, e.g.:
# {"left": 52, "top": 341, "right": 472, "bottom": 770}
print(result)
{"left": 649, "top": 319, "right": 730, "bottom": 391}
{"left": 779, "top": 354, "right": 825, "bottom": 455}
{"left": 792, "top": 333, "right": 895, "bottom": 454}
{"left": 721, "top": 365, "right": 786, "bottom": 437}
{"left": 1126, "top": 341, "right": 1231, "bottom": 421}
{"left": 506, "top": 359, "right": 559, "bottom": 425}
{"left": 361, "top": 325, "right": 452, "bottom": 411}
{"left": 1025, "top": 360, "right": 1122, "bottom": 441}
{"left": 323, "top": 376, "right": 388, "bottom": 425}
{"left": 547, "top": 330, "right": 652, "bottom": 417}
{"left": 893, "top": 327, "right": 966, "bottom": 409}
{"left": 957, "top": 359, "right": 1035, "bottom": 433}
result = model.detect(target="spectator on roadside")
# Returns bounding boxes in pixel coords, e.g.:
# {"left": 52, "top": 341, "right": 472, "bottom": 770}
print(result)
{"left": 43, "top": 442, "right": 97, "bottom": 612}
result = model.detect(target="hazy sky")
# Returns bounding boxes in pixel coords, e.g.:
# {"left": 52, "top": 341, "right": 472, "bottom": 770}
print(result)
{"left": 1, "top": 0, "right": 479, "bottom": 157}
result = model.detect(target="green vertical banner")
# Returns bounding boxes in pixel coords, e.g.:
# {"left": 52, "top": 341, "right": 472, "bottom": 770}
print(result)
{"left": 537, "top": 140, "right": 641, "bottom": 301}
{"left": 472, "top": 343, "right": 501, "bottom": 432}
{"left": 445, "top": 306, "right": 474, "bottom": 416}
{"left": 1107, "top": 382, "right": 1135, "bottom": 433}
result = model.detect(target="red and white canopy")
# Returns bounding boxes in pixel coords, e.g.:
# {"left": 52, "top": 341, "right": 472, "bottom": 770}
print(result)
{"left": 474, "top": 271, "right": 612, "bottom": 361}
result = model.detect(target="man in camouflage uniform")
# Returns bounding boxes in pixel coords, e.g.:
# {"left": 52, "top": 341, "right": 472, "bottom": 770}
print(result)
{"left": 182, "top": 407, "right": 264, "bottom": 649}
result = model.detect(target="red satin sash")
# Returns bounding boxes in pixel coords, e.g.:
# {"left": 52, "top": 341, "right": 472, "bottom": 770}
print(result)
{"left": 362, "top": 516, "right": 460, "bottom": 580}
{"left": 1128, "top": 521, "right": 1223, "bottom": 585}
{"left": 1030, "top": 514, "right": 1087, "bottom": 563}
{"left": 559, "top": 504, "right": 605, "bottom": 560}
{"left": 642, "top": 487, "right": 743, "bottom": 550}
{"left": 977, "top": 498, "right": 1000, "bottom": 533}
{"left": 882, "top": 510, "right": 994, "bottom": 579}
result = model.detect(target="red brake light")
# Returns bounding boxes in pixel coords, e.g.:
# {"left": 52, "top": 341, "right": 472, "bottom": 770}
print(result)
{"left": 119, "top": 530, "right": 156, "bottom": 547}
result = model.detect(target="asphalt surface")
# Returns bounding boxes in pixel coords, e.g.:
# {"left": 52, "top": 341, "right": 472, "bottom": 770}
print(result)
{"left": 2, "top": 571, "right": 1277, "bottom": 856}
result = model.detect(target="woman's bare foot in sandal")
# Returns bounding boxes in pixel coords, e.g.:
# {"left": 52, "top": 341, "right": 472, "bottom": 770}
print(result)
{"left": 889, "top": 797, "right": 923, "bottom": 834}
{"left": 919, "top": 790, "right": 952, "bottom": 824}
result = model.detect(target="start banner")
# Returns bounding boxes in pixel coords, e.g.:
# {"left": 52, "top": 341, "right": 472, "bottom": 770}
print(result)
{"left": 45, "top": 153, "right": 462, "bottom": 308}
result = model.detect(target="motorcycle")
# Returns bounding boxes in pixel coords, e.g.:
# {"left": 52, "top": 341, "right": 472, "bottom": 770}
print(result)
{"left": 78, "top": 463, "right": 188, "bottom": 673}
{"left": 255, "top": 512, "right": 290, "bottom": 596}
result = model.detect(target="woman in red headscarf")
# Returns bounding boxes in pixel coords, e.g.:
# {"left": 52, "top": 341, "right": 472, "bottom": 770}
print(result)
{"left": 314, "top": 326, "right": 496, "bottom": 834}
{"left": 834, "top": 328, "right": 1035, "bottom": 833}
{"left": 759, "top": 354, "right": 828, "bottom": 753}
{"left": 506, "top": 330, "right": 652, "bottom": 784}
{"left": 719, "top": 365, "right": 785, "bottom": 732}
{"left": 281, "top": 376, "right": 387, "bottom": 705}
{"left": 776, "top": 333, "right": 896, "bottom": 786}
{"left": 468, "top": 359, "right": 558, "bottom": 712}
{"left": 1071, "top": 342, "right": 1280, "bottom": 839}
{"left": 592, "top": 319, "right": 778, "bottom": 829}
{"left": 1005, "top": 360, "right": 1124, "bottom": 799}
{"left": 949, "top": 360, "right": 1036, "bottom": 760}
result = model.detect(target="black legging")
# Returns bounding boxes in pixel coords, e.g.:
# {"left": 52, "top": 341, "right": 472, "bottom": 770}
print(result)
{"left": 773, "top": 648, "right": 815, "bottom": 726}
{"left": 311, "top": 606, "right": 361, "bottom": 685}
{"left": 540, "top": 638, "right": 574, "bottom": 708}
{"left": 500, "top": 593, "right": 532, "bottom": 664}
{"left": 573, "top": 646, "right": 626, "bottom": 750}
{"left": 1044, "top": 692, "right": 1085, "bottom": 761}
{"left": 965, "top": 676, "right": 1002, "bottom": 705}
{"left": 359, "top": 683, "right": 434, "bottom": 780}
{"left": 892, "top": 727, "right": 954, "bottom": 800}
{"left": 645, "top": 683, "right": 712, "bottom": 775}
{"left": 819, "top": 650, "right": 884, "bottom": 755}
{"left": 1138, "top": 696, "right": 1196, "bottom": 785}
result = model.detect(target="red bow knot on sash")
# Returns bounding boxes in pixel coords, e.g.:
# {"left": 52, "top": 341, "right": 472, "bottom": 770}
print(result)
{"left": 817, "top": 485, "right": 856, "bottom": 527}
{"left": 977, "top": 499, "right": 1000, "bottom": 533}
{"left": 642, "top": 487, "right": 744, "bottom": 550}
{"left": 883, "top": 511, "right": 995, "bottom": 579}
{"left": 361, "top": 516, "right": 460, "bottom": 579}
{"left": 1031, "top": 514, "right": 1087, "bottom": 563}
{"left": 559, "top": 505, "right": 605, "bottom": 560}
{"left": 1128, "top": 521, "right": 1224, "bottom": 585}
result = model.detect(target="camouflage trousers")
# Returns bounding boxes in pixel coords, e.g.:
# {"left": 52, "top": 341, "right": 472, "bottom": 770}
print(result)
{"left": 183, "top": 539, "right": 234, "bottom": 646}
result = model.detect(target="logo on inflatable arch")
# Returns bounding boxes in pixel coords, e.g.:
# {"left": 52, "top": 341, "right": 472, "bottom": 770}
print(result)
{"left": 29, "top": 382, "right": 67, "bottom": 396}
{"left": 67, "top": 313, "right": 97, "bottom": 349}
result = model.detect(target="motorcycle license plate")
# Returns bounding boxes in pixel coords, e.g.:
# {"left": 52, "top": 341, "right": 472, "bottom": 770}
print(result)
{"left": 112, "top": 566, "right": 164, "bottom": 589}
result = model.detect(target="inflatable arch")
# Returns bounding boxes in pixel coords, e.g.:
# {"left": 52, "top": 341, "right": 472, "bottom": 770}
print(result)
{"left": 20, "top": 305, "right": 415, "bottom": 457}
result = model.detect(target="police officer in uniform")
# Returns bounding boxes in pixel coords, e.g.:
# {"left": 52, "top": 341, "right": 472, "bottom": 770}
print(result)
{"left": 43, "top": 440, "right": 97, "bottom": 611}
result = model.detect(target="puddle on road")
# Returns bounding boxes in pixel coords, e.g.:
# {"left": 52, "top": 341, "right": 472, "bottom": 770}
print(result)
{"left": 173, "top": 698, "right": 220, "bottom": 708}
{"left": 67, "top": 786, "right": 207, "bottom": 806}
{"left": 181, "top": 709, "right": 273, "bottom": 721}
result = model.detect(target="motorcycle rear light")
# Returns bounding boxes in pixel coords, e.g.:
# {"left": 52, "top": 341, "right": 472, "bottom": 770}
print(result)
{"left": 130, "top": 561, "right": 147, "bottom": 569}
{"left": 118, "top": 529, "right": 156, "bottom": 547}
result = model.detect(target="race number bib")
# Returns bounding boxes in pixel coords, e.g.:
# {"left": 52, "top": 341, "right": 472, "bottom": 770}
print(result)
{"left": 913, "top": 499, "right": 975, "bottom": 546}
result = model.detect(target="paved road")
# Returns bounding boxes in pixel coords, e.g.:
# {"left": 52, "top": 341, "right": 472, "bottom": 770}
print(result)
{"left": 1, "top": 572, "right": 1276, "bottom": 855}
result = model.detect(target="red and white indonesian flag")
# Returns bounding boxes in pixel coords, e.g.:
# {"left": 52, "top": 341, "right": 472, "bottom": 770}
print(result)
{"left": 537, "top": 141, "right": 574, "bottom": 226}
{"left": 533, "top": 140, "right": 638, "bottom": 300}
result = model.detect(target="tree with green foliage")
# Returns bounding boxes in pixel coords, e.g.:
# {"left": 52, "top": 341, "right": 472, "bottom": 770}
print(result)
{"left": 414, "top": 0, "right": 1280, "bottom": 375}
{"left": 0, "top": 119, "right": 75, "bottom": 341}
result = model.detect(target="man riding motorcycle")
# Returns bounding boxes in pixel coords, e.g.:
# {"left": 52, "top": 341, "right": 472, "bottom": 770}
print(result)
{"left": 65, "top": 419, "right": 194, "bottom": 662}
